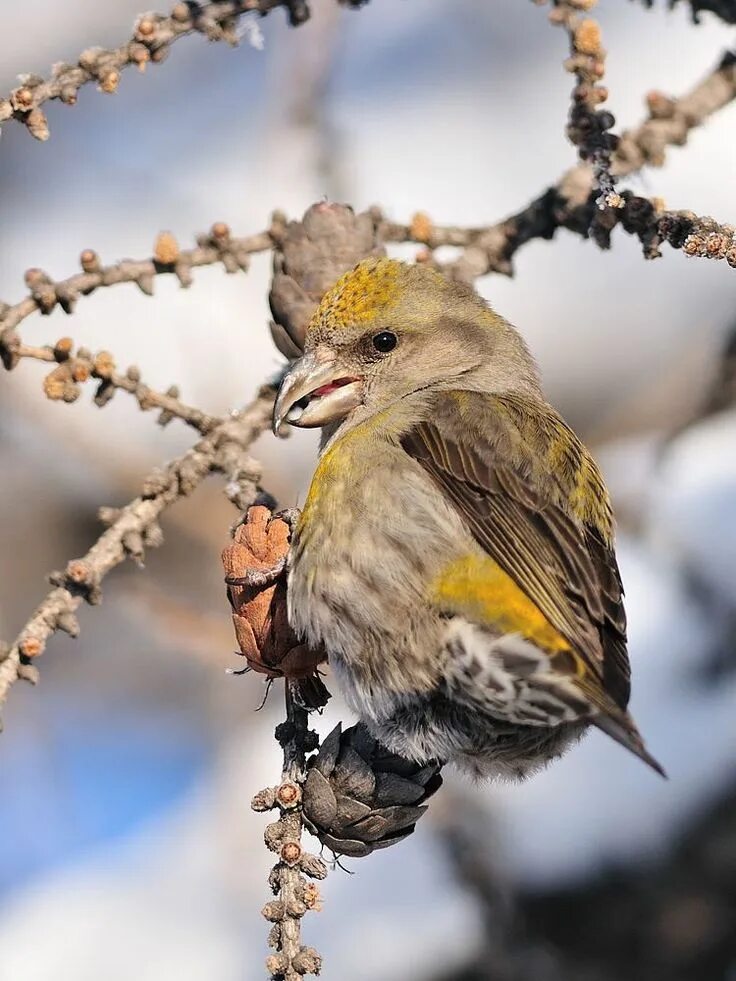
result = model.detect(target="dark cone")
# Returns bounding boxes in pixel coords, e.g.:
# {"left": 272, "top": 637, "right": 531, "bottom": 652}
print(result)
{"left": 302, "top": 723, "right": 443, "bottom": 858}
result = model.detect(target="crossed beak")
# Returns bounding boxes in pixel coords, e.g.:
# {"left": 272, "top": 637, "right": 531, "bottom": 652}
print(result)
{"left": 273, "top": 350, "right": 364, "bottom": 435}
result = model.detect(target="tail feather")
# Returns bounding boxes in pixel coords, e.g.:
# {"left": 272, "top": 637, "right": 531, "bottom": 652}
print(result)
{"left": 592, "top": 711, "right": 667, "bottom": 778}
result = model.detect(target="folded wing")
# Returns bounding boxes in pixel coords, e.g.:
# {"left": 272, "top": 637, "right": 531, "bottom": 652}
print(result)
{"left": 401, "top": 391, "right": 663, "bottom": 774}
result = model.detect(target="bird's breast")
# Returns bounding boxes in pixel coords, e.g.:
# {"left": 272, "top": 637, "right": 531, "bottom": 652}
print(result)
{"left": 287, "top": 436, "right": 469, "bottom": 695}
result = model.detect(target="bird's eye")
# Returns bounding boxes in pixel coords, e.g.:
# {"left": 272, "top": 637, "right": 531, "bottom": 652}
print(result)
{"left": 372, "top": 331, "right": 398, "bottom": 353}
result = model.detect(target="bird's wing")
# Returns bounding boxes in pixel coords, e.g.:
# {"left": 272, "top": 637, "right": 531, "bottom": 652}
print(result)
{"left": 401, "top": 390, "right": 631, "bottom": 712}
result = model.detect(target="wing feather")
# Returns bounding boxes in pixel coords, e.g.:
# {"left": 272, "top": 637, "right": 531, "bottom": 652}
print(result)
{"left": 401, "top": 392, "right": 631, "bottom": 711}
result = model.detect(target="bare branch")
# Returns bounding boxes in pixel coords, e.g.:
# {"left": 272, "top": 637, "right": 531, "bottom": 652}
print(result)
{"left": 0, "top": 223, "right": 279, "bottom": 340}
{"left": 0, "top": 1, "right": 346, "bottom": 141}
{"left": 252, "top": 689, "right": 326, "bottom": 981}
{"left": 12, "top": 337, "right": 219, "bottom": 433}
{"left": 0, "top": 385, "right": 275, "bottom": 718}
{"left": 614, "top": 50, "right": 736, "bottom": 173}
{"left": 381, "top": 51, "right": 736, "bottom": 279}
{"left": 385, "top": 196, "right": 735, "bottom": 281}
{"left": 547, "top": 1, "right": 621, "bottom": 210}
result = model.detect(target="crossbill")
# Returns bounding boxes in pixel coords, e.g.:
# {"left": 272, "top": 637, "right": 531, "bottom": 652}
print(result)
{"left": 273, "top": 257, "right": 663, "bottom": 779}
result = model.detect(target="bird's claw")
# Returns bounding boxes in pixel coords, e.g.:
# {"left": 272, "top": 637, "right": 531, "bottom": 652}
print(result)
{"left": 225, "top": 555, "right": 287, "bottom": 589}
{"left": 272, "top": 507, "right": 301, "bottom": 536}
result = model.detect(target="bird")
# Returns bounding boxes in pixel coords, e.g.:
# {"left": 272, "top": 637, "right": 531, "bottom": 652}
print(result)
{"left": 272, "top": 256, "right": 664, "bottom": 780}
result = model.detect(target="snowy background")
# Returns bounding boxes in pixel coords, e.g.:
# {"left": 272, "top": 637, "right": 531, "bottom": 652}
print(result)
{"left": 1, "top": 2, "right": 735, "bottom": 979}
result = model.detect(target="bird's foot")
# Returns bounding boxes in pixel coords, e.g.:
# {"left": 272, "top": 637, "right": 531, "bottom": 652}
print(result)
{"left": 271, "top": 507, "right": 301, "bottom": 535}
{"left": 225, "top": 555, "right": 287, "bottom": 589}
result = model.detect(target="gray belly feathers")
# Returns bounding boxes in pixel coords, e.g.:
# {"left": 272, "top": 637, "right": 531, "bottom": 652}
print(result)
{"left": 288, "top": 445, "right": 587, "bottom": 780}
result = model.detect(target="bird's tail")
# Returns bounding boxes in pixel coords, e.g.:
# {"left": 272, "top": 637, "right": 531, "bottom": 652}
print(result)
{"left": 592, "top": 711, "right": 666, "bottom": 778}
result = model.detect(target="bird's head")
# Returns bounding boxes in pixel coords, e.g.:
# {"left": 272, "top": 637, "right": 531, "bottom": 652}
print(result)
{"left": 273, "top": 257, "right": 540, "bottom": 435}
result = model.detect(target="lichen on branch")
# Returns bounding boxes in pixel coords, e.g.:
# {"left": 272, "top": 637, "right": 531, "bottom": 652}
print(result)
{"left": 547, "top": 0, "right": 622, "bottom": 210}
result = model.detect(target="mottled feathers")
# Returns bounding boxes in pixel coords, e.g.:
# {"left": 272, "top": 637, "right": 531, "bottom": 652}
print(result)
{"left": 401, "top": 391, "right": 662, "bottom": 774}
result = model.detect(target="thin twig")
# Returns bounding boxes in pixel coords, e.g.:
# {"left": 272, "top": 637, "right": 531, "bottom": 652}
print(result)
{"left": 252, "top": 685, "right": 326, "bottom": 980}
{"left": 0, "top": 1, "right": 323, "bottom": 141}
{"left": 384, "top": 196, "right": 736, "bottom": 281}
{"left": 13, "top": 337, "right": 219, "bottom": 434}
{"left": 0, "top": 385, "right": 275, "bottom": 717}
{"left": 0, "top": 223, "right": 280, "bottom": 340}
{"left": 548, "top": 1, "right": 621, "bottom": 210}
{"left": 381, "top": 51, "right": 736, "bottom": 279}
{"left": 614, "top": 50, "right": 736, "bottom": 174}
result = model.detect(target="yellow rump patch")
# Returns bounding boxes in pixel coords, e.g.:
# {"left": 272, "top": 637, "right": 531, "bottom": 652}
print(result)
{"left": 431, "top": 554, "right": 571, "bottom": 654}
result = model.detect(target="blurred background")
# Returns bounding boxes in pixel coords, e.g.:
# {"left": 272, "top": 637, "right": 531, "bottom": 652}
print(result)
{"left": 1, "top": 2, "right": 735, "bottom": 979}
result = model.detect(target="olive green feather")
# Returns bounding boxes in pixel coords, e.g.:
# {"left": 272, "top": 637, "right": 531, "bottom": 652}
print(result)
{"left": 401, "top": 390, "right": 631, "bottom": 711}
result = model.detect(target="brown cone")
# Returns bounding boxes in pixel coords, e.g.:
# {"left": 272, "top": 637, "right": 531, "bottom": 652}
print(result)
{"left": 302, "top": 723, "right": 443, "bottom": 858}
{"left": 269, "top": 202, "right": 385, "bottom": 357}
{"left": 222, "top": 506, "right": 326, "bottom": 686}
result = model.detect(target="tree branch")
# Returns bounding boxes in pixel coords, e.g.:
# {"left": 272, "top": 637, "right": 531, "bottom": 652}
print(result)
{"left": 12, "top": 336, "right": 219, "bottom": 433}
{"left": 0, "top": 0, "right": 351, "bottom": 141}
{"left": 614, "top": 50, "right": 736, "bottom": 173}
{"left": 381, "top": 50, "right": 736, "bottom": 279}
{"left": 548, "top": 1, "right": 621, "bottom": 210}
{"left": 0, "top": 223, "right": 279, "bottom": 342}
{"left": 0, "top": 384, "right": 275, "bottom": 719}
{"left": 252, "top": 688, "right": 326, "bottom": 980}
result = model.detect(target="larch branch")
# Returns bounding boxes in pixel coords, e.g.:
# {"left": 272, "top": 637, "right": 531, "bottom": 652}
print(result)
{"left": 381, "top": 50, "right": 736, "bottom": 278}
{"left": 0, "top": 0, "right": 366, "bottom": 142}
{"left": 252, "top": 688, "right": 326, "bottom": 980}
{"left": 614, "top": 50, "right": 736, "bottom": 173}
{"left": 0, "top": 223, "right": 279, "bottom": 342}
{"left": 0, "top": 385, "right": 275, "bottom": 718}
{"left": 13, "top": 337, "right": 219, "bottom": 434}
